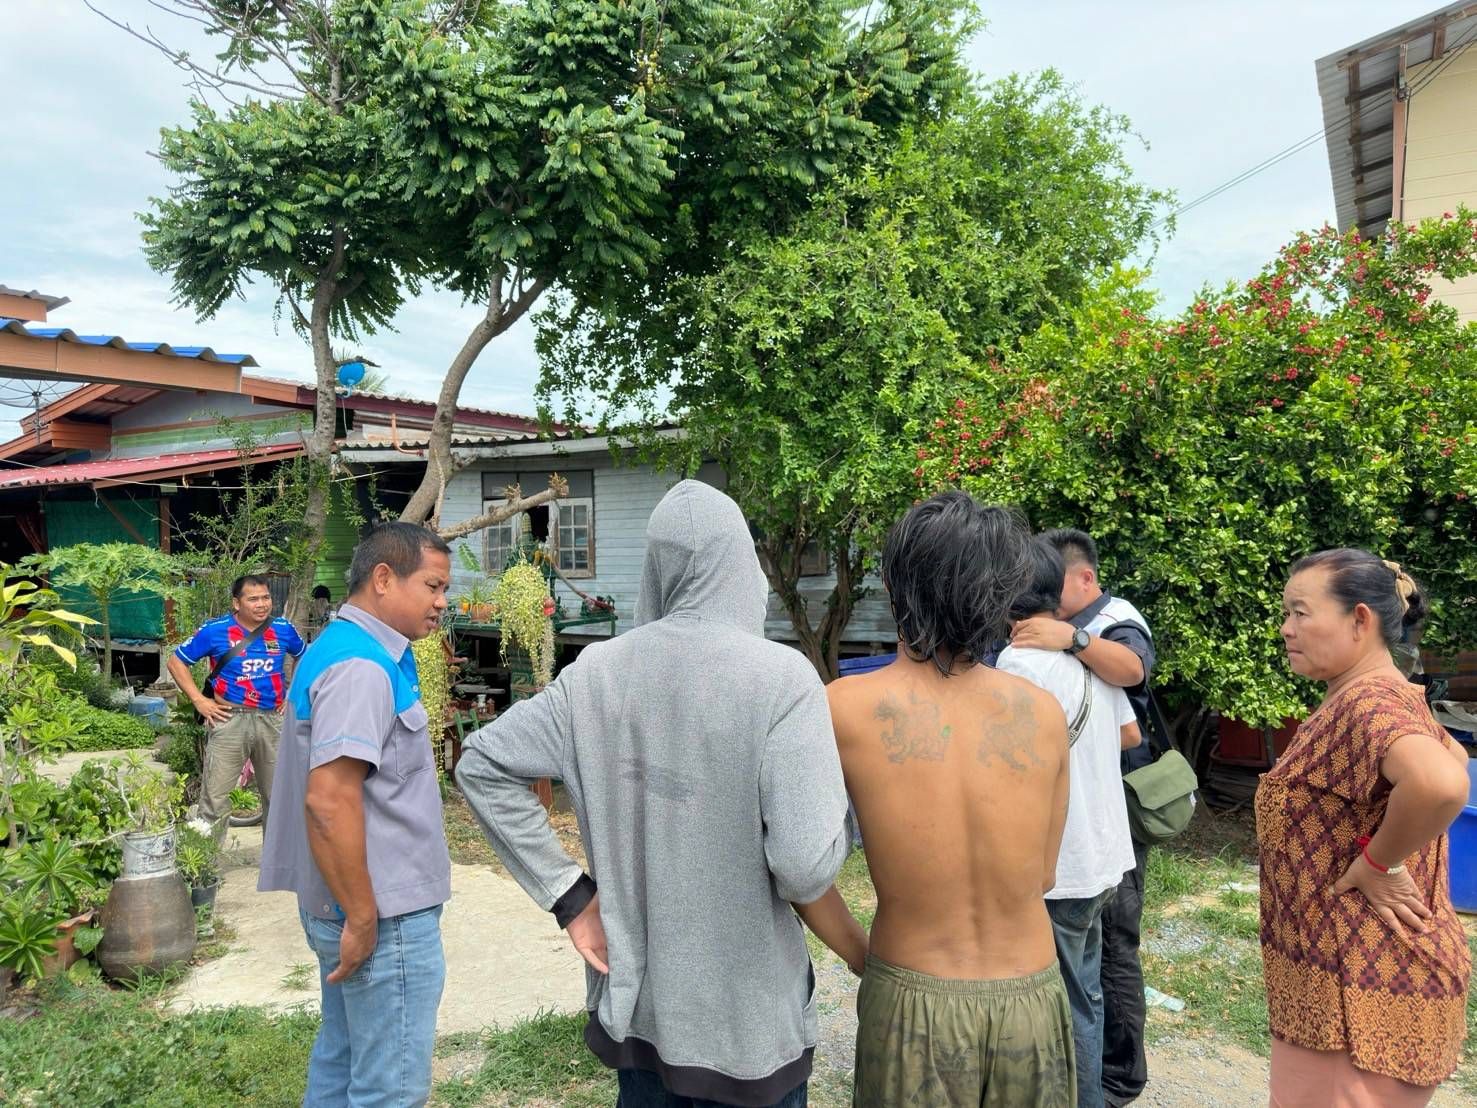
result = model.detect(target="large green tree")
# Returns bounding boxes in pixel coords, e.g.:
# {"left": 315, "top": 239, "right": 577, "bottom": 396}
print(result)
{"left": 541, "top": 73, "right": 1168, "bottom": 678}
{"left": 923, "top": 213, "right": 1477, "bottom": 725}
{"left": 118, "top": 0, "right": 970, "bottom": 620}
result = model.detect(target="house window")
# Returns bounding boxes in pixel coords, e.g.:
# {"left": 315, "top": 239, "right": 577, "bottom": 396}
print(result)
{"left": 556, "top": 499, "right": 595, "bottom": 577}
{"left": 482, "top": 501, "right": 519, "bottom": 573}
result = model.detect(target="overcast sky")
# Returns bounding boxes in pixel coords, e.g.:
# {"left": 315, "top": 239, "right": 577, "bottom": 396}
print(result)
{"left": 0, "top": 0, "right": 1445, "bottom": 442}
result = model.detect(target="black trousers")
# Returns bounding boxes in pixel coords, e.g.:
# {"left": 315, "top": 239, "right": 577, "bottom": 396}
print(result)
{"left": 616, "top": 1069, "right": 807, "bottom": 1108}
{"left": 1100, "top": 841, "right": 1149, "bottom": 1106}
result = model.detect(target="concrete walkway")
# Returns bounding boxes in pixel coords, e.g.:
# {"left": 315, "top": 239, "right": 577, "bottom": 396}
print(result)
{"left": 168, "top": 825, "right": 588, "bottom": 1034}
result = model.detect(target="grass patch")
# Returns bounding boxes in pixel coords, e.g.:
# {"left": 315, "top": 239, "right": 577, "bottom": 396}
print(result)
{"left": 0, "top": 976, "right": 316, "bottom": 1106}
{"left": 281, "top": 962, "right": 315, "bottom": 991}
{"left": 434, "top": 1010, "right": 615, "bottom": 1108}
{"left": 1143, "top": 929, "right": 1270, "bottom": 1054}
{"left": 1193, "top": 904, "right": 1260, "bottom": 943}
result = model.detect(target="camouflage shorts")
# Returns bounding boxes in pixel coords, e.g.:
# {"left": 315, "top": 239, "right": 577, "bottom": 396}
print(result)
{"left": 853, "top": 956, "right": 1076, "bottom": 1108}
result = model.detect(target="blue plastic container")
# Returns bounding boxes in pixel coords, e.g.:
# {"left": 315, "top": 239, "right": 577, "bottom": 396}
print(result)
{"left": 837, "top": 653, "right": 896, "bottom": 678}
{"left": 126, "top": 695, "right": 169, "bottom": 730}
{"left": 1447, "top": 759, "right": 1477, "bottom": 913}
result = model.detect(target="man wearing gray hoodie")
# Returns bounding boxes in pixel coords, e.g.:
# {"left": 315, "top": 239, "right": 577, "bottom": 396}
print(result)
{"left": 456, "top": 480, "right": 861, "bottom": 1107}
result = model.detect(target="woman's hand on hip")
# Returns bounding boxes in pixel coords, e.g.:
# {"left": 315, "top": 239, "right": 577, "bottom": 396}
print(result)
{"left": 1332, "top": 853, "right": 1432, "bottom": 937}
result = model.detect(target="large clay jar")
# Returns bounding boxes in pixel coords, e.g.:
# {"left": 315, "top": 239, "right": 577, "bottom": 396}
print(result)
{"left": 97, "top": 872, "right": 197, "bottom": 980}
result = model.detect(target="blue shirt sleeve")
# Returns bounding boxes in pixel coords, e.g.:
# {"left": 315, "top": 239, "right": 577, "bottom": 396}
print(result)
{"left": 279, "top": 619, "right": 307, "bottom": 658}
{"left": 173, "top": 621, "right": 217, "bottom": 666}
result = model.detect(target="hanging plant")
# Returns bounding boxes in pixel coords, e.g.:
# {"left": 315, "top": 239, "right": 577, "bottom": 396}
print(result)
{"left": 492, "top": 561, "right": 556, "bottom": 687}
{"left": 411, "top": 630, "right": 452, "bottom": 771}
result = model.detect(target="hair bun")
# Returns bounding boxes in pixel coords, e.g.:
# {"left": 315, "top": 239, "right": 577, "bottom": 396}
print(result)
{"left": 1382, "top": 559, "right": 1428, "bottom": 628}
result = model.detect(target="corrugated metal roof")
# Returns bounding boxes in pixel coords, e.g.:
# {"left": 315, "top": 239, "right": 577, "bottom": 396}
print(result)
{"left": 1316, "top": 3, "right": 1477, "bottom": 236}
{"left": 244, "top": 374, "right": 550, "bottom": 426}
{"left": 0, "top": 286, "right": 70, "bottom": 311}
{"left": 0, "top": 442, "right": 300, "bottom": 489}
{"left": 0, "top": 319, "right": 258, "bottom": 365}
{"left": 344, "top": 430, "right": 554, "bottom": 451}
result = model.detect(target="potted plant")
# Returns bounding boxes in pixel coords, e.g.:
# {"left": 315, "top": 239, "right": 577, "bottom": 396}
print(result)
{"left": 96, "top": 754, "right": 196, "bottom": 979}
{"left": 109, "top": 753, "right": 184, "bottom": 878}
{"left": 176, "top": 826, "right": 222, "bottom": 913}
{"left": 0, "top": 891, "right": 59, "bottom": 997}
{"left": 5, "top": 838, "right": 103, "bottom": 976}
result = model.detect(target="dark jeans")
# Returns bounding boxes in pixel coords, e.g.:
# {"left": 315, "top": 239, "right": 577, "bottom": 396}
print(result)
{"left": 616, "top": 1068, "right": 807, "bottom": 1108}
{"left": 1101, "top": 842, "right": 1149, "bottom": 1107}
{"left": 1047, "top": 889, "right": 1116, "bottom": 1108}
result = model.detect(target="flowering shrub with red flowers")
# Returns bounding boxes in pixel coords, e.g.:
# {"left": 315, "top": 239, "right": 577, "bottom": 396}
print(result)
{"left": 920, "top": 212, "right": 1477, "bottom": 725}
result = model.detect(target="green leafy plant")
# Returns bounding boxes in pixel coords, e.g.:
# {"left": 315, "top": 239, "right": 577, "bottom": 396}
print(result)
{"left": 175, "top": 827, "right": 220, "bottom": 889}
{"left": 159, "top": 721, "right": 204, "bottom": 782}
{"left": 491, "top": 561, "right": 556, "bottom": 687}
{"left": 0, "top": 895, "right": 61, "bottom": 980}
{"left": 108, "top": 754, "right": 184, "bottom": 836}
{"left": 21, "top": 544, "right": 176, "bottom": 677}
{"left": 65, "top": 704, "right": 158, "bottom": 754}
{"left": 411, "top": 630, "right": 452, "bottom": 754}
{"left": 8, "top": 839, "right": 98, "bottom": 919}
{"left": 30, "top": 650, "right": 123, "bottom": 710}
{"left": 1, "top": 567, "right": 97, "bottom": 849}
{"left": 540, "top": 76, "right": 1170, "bottom": 678}
{"left": 923, "top": 212, "right": 1477, "bottom": 724}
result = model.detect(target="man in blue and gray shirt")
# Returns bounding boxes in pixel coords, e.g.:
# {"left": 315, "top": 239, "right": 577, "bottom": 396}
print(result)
{"left": 259, "top": 522, "right": 453, "bottom": 1107}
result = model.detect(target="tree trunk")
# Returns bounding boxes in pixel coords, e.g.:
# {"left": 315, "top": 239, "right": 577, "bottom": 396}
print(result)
{"left": 99, "top": 600, "right": 113, "bottom": 681}
{"left": 757, "top": 522, "right": 865, "bottom": 683}
{"left": 401, "top": 272, "right": 549, "bottom": 527}
{"left": 286, "top": 235, "right": 346, "bottom": 628}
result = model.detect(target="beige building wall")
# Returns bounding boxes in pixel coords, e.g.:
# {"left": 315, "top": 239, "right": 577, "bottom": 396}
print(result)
{"left": 1402, "top": 49, "right": 1477, "bottom": 321}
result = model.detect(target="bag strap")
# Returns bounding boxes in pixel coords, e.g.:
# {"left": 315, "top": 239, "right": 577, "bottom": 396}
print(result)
{"left": 1065, "top": 663, "right": 1093, "bottom": 748}
{"left": 1068, "top": 591, "right": 1115, "bottom": 631}
{"left": 205, "top": 619, "right": 271, "bottom": 687}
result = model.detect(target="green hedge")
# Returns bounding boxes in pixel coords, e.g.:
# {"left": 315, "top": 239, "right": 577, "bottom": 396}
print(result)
{"left": 65, "top": 703, "right": 157, "bottom": 753}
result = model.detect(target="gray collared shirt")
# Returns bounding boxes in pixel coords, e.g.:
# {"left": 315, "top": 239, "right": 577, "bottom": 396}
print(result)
{"left": 258, "top": 603, "right": 451, "bottom": 919}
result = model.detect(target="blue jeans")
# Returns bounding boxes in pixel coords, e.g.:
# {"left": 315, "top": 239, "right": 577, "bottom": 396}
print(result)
{"left": 299, "top": 905, "right": 446, "bottom": 1108}
{"left": 1047, "top": 890, "right": 1115, "bottom": 1108}
{"left": 616, "top": 1068, "right": 807, "bottom": 1107}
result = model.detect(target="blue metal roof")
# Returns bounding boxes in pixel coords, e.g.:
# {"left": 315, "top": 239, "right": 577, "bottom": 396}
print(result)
{"left": 0, "top": 319, "right": 258, "bottom": 365}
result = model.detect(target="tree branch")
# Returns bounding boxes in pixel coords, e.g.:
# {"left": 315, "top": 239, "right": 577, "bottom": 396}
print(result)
{"left": 437, "top": 478, "right": 570, "bottom": 542}
{"left": 85, "top": 1, "right": 307, "bottom": 102}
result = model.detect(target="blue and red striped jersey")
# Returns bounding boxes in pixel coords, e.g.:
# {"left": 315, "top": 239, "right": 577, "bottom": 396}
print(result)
{"left": 174, "top": 615, "right": 306, "bottom": 709}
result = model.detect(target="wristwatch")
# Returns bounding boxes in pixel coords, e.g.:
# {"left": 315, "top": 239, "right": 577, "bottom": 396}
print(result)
{"left": 1066, "top": 628, "right": 1091, "bottom": 655}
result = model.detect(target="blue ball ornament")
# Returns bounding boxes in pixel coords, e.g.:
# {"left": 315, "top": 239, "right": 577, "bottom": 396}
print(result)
{"left": 336, "top": 361, "right": 366, "bottom": 389}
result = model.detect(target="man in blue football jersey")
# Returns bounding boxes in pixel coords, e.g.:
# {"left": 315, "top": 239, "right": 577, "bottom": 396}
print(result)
{"left": 168, "top": 574, "right": 305, "bottom": 837}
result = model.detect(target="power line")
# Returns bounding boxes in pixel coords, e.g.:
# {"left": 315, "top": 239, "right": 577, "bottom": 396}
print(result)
{"left": 1153, "top": 21, "right": 1477, "bottom": 230}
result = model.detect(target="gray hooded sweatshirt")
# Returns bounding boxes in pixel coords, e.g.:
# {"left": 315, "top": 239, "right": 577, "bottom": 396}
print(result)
{"left": 456, "top": 480, "right": 850, "bottom": 1105}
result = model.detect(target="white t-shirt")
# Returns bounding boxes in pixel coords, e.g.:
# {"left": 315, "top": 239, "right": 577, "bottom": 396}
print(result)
{"left": 996, "top": 644, "right": 1138, "bottom": 900}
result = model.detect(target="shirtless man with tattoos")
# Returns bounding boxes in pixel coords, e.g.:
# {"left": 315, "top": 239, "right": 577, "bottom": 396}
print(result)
{"left": 828, "top": 492, "right": 1075, "bottom": 1107}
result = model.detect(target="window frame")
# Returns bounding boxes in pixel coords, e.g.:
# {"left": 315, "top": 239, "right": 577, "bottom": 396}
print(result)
{"left": 554, "top": 496, "right": 596, "bottom": 579}
{"left": 481, "top": 499, "right": 519, "bottom": 574}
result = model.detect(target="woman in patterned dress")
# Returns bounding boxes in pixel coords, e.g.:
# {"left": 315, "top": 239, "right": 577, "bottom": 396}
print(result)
{"left": 1256, "top": 548, "right": 1471, "bottom": 1106}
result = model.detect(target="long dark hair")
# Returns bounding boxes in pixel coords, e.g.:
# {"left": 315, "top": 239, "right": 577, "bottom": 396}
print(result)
{"left": 881, "top": 491, "right": 1032, "bottom": 676}
{"left": 1289, "top": 548, "right": 1429, "bottom": 645}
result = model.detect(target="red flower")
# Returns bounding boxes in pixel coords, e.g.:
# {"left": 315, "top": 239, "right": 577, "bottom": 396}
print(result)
{"left": 1285, "top": 367, "right": 1299, "bottom": 380}
{"left": 1347, "top": 373, "right": 1363, "bottom": 385}
{"left": 1271, "top": 398, "right": 1284, "bottom": 408}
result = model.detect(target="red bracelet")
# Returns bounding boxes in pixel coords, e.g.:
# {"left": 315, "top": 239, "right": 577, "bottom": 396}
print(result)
{"left": 1357, "top": 835, "right": 1404, "bottom": 874}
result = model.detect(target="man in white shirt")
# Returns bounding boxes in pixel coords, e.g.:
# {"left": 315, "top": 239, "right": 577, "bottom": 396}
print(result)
{"left": 1016, "top": 528, "right": 1158, "bottom": 1108}
{"left": 997, "top": 538, "right": 1140, "bottom": 1108}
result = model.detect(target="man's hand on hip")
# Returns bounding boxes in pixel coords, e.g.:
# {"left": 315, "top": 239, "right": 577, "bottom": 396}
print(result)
{"left": 196, "top": 697, "right": 232, "bottom": 725}
{"left": 328, "top": 917, "right": 378, "bottom": 983}
{"left": 1010, "top": 617, "right": 1075, "bottom": 652}
{"left": 567, "top": 894, "right": 609, "bottom": 974}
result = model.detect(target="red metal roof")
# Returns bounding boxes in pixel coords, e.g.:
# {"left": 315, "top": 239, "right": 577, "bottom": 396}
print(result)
{"left": 0, "top": 442, "right": 303, "bottom": 490}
